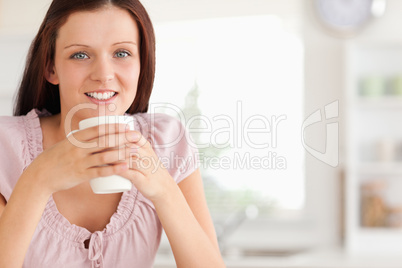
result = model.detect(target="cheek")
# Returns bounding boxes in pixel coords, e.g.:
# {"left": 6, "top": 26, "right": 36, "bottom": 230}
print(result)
{"left": 128, "top": 61, "right": 141, "bottom": 80}
{"left": 57, "top": 64, "right": 86, "bottom": 88}
{"left": 121, "top": 63, "right": 141, "bottom": 90}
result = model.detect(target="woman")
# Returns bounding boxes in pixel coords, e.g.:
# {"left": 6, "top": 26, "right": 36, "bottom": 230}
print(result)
{"left": 0, "top": 0, "right": 225, "bottom": 267}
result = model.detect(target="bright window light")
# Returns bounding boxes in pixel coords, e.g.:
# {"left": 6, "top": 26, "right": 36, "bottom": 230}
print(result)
{"left": 150, "top": 15, "right": 304, "bottom": 213}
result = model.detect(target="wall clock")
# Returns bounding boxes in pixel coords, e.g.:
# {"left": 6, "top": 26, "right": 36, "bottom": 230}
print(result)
{"left": 314, "top": 0, "right": 387, "bottom": 37}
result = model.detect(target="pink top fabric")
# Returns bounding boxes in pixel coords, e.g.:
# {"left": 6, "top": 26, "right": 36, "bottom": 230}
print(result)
{"left": 0, "top": 109, "right": 199, "bottom": 268}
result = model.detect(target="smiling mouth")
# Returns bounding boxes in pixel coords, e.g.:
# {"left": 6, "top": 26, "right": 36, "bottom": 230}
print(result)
{"left": 85, "top": 91, "right": 117, "bottom": 101}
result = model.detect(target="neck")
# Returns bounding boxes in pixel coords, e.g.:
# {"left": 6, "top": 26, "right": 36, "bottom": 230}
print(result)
{"left": 40, "top": 113, "right": 65, "bottom": 150}
{"left": 60, "top": 112, "right": 80, "bottom": 138}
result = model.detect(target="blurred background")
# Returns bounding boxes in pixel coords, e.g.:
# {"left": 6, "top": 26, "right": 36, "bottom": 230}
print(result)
{"left": 1, "top": 0, "right": 402, "bottom": 267}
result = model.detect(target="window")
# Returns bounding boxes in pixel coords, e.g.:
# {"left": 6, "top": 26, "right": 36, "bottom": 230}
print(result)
{"left": 150, "top": 15, "right": 304, "bottom": 218}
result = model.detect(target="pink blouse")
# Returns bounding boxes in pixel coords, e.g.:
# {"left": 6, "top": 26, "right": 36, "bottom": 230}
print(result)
{"left": 0, "top": 109, "right": 199, "bottom": 268}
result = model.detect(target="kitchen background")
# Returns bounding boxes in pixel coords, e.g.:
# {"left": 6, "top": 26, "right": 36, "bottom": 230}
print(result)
{"left": 1, "top": 0, "right": 402, "bottom": 267}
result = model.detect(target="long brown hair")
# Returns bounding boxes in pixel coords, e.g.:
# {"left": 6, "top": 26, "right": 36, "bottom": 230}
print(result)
{"left": 13, "top": 0, "right": 155, "bottom": 116}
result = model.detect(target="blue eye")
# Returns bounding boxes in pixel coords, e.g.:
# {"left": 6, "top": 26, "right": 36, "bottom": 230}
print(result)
{"left": 71, "top": 52, "right": 88, "bottom": 60}
{"left": 115, "top": 51, "right": 130, "bottom": 58}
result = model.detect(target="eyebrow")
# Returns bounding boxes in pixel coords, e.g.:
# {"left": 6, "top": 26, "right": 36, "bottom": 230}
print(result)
{"left": 113, "top": 41, "right": 137, "bottom": 46}
{"left": 64, "top": 44, "right": 89, "bottom": 49}
{"left": 64, "top": 41, "right": 137, "bottom": 50}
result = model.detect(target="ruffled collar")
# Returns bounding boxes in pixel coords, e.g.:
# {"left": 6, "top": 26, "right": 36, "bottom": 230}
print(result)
{"left": 22, "top": 109, "right": 141, "bottom": 245}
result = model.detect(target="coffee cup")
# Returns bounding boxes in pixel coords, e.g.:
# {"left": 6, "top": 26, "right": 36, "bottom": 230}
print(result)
{"left": 78, "top": 115, "right": 134, "bottom": 194}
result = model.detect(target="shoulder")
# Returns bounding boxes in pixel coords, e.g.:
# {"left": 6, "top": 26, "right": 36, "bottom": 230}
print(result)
{"left": 0, "top": 109, "right": 43, "bottom": 142}
{"left": 134, "top": 113, "right": 191, "bottom": 150}
{"left": 0, "top": 114, "right": 26, "bottom": 142}
{"left": 133, "top": 113, "right": 200, "bottom": 184}
{"left": 0, "top": 114, "right": 26, "bottom": 167}
{"left": 0, "top": 109, "right": 44, "bottom": 165}
{"left": 0, "top": 113, "right": 31, "bottom": 199}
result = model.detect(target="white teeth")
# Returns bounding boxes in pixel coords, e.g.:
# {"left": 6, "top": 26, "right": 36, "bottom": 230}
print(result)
{"left": 86, "top": 92, "right": 116, "bottom": 100}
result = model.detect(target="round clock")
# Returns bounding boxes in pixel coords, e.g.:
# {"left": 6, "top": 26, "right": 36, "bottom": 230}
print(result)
{"left": 314, "top": 0, "right": 387, "bottom": 37}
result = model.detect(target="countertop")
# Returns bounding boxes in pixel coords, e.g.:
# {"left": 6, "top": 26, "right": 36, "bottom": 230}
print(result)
{"left": 154, "top": 247, "right": 402, "bottom": 268}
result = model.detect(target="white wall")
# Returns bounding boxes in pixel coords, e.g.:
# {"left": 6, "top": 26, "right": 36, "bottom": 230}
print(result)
{"left": 141, "top": 0, "right": 300, "bottom": 24}
{"left": 0, "top": 0, "right": 51, "bottom": 115}
{"left": 0, "top": 33, "right": 34, "bottom": 115}
{"left": 0, "top": 0, "right": 50, "bottom": 33}
{"left": 303, "top": 0, "right": 345, "bottom": 248}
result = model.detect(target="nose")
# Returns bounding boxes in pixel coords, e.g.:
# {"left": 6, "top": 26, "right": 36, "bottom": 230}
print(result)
{"left": 90, "top": 56, "right": 115, "bottom": 84}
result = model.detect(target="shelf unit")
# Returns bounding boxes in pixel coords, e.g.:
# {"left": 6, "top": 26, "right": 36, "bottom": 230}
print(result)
{"left": 345, "top": 41, "right": 402, "bottom": 253}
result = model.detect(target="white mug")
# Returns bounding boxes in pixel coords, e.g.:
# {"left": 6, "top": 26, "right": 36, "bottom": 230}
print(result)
{"left": 78, "top": 115, "right": 134, "bottom": 194}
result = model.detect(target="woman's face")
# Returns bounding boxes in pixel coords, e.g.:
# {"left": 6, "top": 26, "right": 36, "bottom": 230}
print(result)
{"left": 48, "top": 5, "right": 141, "bottom": 121}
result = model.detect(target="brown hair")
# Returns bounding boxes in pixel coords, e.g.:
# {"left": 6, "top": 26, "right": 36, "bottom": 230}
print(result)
{"left": 13, "top": 0, "right": 155, "bottom": 116}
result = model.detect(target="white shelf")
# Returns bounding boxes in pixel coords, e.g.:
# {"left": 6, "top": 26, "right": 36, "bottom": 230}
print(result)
{"left": 356, "top": 97, "right": 402, "bottom": 109}
{"left": 357, "top": 162, "right": 402, "bottom": 175}
{"left": 345, "top": 42, "right": 402, "bottom": 253}
{"left": 359, "top": 227, "right": 402, "bottom": 233}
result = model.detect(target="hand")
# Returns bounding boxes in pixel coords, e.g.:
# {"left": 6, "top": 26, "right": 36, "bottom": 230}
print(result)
{"left": 120, "top": 132, "right": 177, "bottom": 202}
{"left": 23, "top": 124, "right": 137, "bottom": 194}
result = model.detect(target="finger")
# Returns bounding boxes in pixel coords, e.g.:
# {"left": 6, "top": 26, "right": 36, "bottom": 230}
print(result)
{"left": 67, "top": 123, "right": 127, "bottom": 150}
{"left": 86, "top": 131, "right": 139, "bottom": 153}
{"left": 87, "top": 162, "right": 128, "bottom": 179}
{"left": 69, "top": 123, "right": 129, "bottom": 143}
{"left": 87, "top": 146, "right": 133, "bottom": 167}
{"left": 128, "top": 155, "right": 142, "bottom": 170}
{"left": 69, "top": 129, "right": 138, "bottom": 153}
{"left": 120, "top": 170, "right": 151, "bottom": 197}
{"left": 123, "top": 166, "right": 146, "bottom": 182}
{"left": 128, "top": 153, "right": 158, "bottom": 174}
{"left": 126, "top": 131, "right": 148, "bottom": 149}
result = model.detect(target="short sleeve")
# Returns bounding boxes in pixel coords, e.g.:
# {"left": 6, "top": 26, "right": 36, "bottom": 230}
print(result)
{"left": 135, "top": 113, "right": 200, "bottom": 184}
{"left": 0, "top": 115, "right": 29, "bottom": 200}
